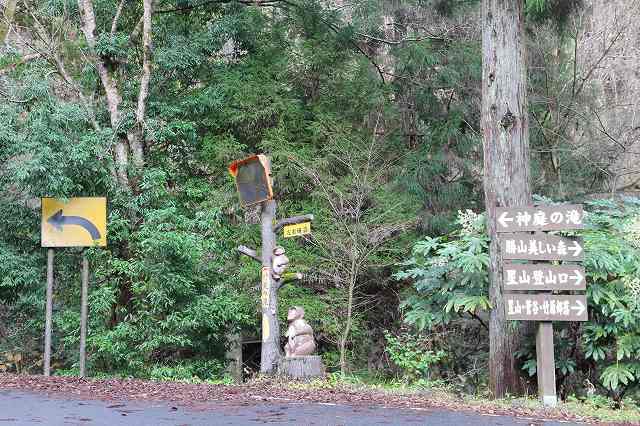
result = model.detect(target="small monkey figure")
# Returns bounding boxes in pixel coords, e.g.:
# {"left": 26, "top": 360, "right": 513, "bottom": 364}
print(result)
{"left": 272, "top": 246, "right": 289, "bottom": 280}
{"left": 284, "top": 306, "right": 316, "bottom": 357}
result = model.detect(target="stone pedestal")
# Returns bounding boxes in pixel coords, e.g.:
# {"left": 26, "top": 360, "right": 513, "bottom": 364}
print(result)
{"left": 278, "top": 356, "right": 325, "bottom": 379}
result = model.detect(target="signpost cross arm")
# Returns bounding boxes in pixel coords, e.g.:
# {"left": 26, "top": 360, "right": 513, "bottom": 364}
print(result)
{"left": 237, "top": 245, "right": 261, "bottom": 263}
{"left": 273, "top": 214, "right": 314, "bottom": 234}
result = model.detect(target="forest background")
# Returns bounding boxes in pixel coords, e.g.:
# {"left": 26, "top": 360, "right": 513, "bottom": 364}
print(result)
{"left": 1, "top": 0, "right": 640, "bottom": 408}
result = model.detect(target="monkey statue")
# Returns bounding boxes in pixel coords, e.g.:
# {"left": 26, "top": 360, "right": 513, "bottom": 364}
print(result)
{"left": 284, "top": 306, "right": 316, "bottom": 357}
{"left": 271, "top": 246, "right": 289, "bottom": 280}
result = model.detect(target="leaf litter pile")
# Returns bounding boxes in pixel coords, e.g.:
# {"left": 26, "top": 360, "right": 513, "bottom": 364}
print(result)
{"left": 0, "top": 373, "right": 611, "bottom": 424}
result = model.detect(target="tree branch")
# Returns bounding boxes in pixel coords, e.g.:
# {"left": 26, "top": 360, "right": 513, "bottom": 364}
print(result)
{"left": 238, "top": 245, "right": 261, "bottom": 263}
{"left": 355, "top": 32, "right": 446, "bottom": 45}
{"left": 78, "top": 0, "right": 129, "bottom": 188}
{"left": 468, "top": 312, "right": 489, "bottom": 332}
{"left": 53, "top": 53, "right": 100, "bottom": 130}
{"left": 156, "top": 0, "right": 285, "bottom": 13}
{"left": 0, "top": 53, "right": 40, "bottom": 75}
{"left": 111, "top": 0, "right": 127, "bottom": 36}
{"left": 128, "top": 0, "right": 153, "bottom": 167}
{"left": 0, "top": 87, "right": 35, "bottom": 103}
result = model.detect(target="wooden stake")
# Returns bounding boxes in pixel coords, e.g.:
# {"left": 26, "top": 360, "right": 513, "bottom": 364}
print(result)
{"left": 44, "top": 248, "right": 54, "bottom": 376}
{"left": 536, "top": 321, "right": 557, "bottom": 407}
{"left": 225, "top": 332, "right": 243, "bottom": 383}
{"left": 79, "top": 254, "right": 89, "bottom": 377}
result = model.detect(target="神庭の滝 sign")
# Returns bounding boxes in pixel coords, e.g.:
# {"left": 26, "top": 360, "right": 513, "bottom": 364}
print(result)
{"left": 496, "top": 205, "right": 583, "bottom": 232}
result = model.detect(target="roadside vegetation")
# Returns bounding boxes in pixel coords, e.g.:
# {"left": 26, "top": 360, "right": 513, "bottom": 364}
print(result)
{"left": 1, "top": 0, "right": 639, "bottom": 419}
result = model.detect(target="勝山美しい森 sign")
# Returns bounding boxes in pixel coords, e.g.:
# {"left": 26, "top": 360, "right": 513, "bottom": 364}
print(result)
{"left": 500, "top": 233, "right": 583, "bottom": 261}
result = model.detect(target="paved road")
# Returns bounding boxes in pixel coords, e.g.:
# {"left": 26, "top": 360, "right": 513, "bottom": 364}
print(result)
{"left": 0, "top": 390, "right": 582, "bottom": 425}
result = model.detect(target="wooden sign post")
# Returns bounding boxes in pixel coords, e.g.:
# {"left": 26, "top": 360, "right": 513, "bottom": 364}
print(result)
{"left": 230, "top": 155, "right": 313, "bottom": 374}
{"left": 496, "top": 204, "right": 585, "bottom": 407}
{"left": 41, "top": 197, "right": 107, "bottom": 377}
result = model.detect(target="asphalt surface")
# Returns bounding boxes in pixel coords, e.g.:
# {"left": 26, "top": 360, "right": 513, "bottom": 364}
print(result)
{"left": 0, "top": 390, "right": 583, "bottom": 426}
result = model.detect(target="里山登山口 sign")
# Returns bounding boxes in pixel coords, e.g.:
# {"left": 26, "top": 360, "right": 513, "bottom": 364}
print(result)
{"left": 496, "top": 205, "right": 584, "bottom": 233}
{"left": 500, "top": 233, "right": 583, "bottom": 261}
{"left": 503, "top": 264, "right": 585, "bottom": 291}
{"left": 41, "top": 197, "right": 107, "bottom": 247}
{"left": 505, "top": 294, "right": 587, "bottom": 322}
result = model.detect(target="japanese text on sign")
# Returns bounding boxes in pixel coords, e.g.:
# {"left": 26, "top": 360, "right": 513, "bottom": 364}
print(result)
{"left": 505, "top": 294, "right": 587, "bottom": 321}
{"left": 261, "top": 267, "right": 271, "bottom": 310}
{"left": 496, "top": 205, "right": 584, "bottom": 232}
{"left": 503, "top": 264, "right": 585, "bottom": 291}
{"left": 283, "top": 222, "right": 311, "bottom": 238}
{"left": 500, "top": 234, "right": 584, "bottom": 261}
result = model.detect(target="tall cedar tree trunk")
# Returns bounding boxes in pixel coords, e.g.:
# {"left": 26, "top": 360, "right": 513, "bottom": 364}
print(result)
{"left": 481, "top": 0, "right": 531, "bottom": 398}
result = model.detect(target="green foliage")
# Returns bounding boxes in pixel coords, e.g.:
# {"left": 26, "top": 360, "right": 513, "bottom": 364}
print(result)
{"left": 524, "top": 0, "right": 581, "bottom": 26}
{"left": 0, "top": 0, "right": 423, "bottom": 378}
{"left": 384, "top": 331, "right": 445, "bottom": 382}
{"left": 3, "top": 0, "right": 637, "bottom": 406}
{"left": 395, "top": 209, "right": 489, "bottom": 331}
{"left": 601, "top": 363, "right": 637, "bottom": 392}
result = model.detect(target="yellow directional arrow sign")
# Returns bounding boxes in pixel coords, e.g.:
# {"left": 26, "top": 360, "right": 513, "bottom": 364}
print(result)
{"left": 41, "top": 197, "right": 107, "bottom": 247}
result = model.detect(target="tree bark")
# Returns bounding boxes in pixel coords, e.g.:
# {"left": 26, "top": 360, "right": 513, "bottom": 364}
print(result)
{"left": 0, "top": 0, "right": 17, "bottom": 44}
{"left": 338, "top": 257, "right": 356, "bottom": 374}
{"left": 77, "top": 0, "right": 153, "bottom": 189}
{"left": 481, "top": 0, "right": 531, "bottom": 398}
{"left": 77, "top": 0, "right": 130, "bottom": 189}
{"left": 79, "top": 254, "right": 89, "bottom": 377}
{"left": 128, "top": 0, "right": 154, "bottom": 168}
{"left": 260, "top": 199, "right": 281, "bottom": 373}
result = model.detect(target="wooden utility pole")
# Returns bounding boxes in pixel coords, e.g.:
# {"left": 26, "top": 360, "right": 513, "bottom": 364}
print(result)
{"left": 481, "top": 0, "right": 531, "bottom": 398}
{"left": 245, "top": 203, "right": 313, "bottom": 374}
{"left": 259, "top": 198, "right": 280, "bottom": 373}
{"left": 44, "top": 248, "right": 54, "bottom": 376}
{"left": 79, "top": 254, "right": 89, "bottom": 377}
{"left": 232, "top": 154, "right": 312, "bottom": 374}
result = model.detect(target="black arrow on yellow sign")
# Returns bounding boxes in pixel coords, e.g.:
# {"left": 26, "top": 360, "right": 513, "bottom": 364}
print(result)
{"left": 47, "top": 210, "right": 101, "bottom": 240}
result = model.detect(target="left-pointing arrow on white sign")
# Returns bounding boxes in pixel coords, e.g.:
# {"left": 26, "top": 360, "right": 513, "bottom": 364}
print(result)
{"left": 498, "top": 212, "right": 513, "bottom": 229}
